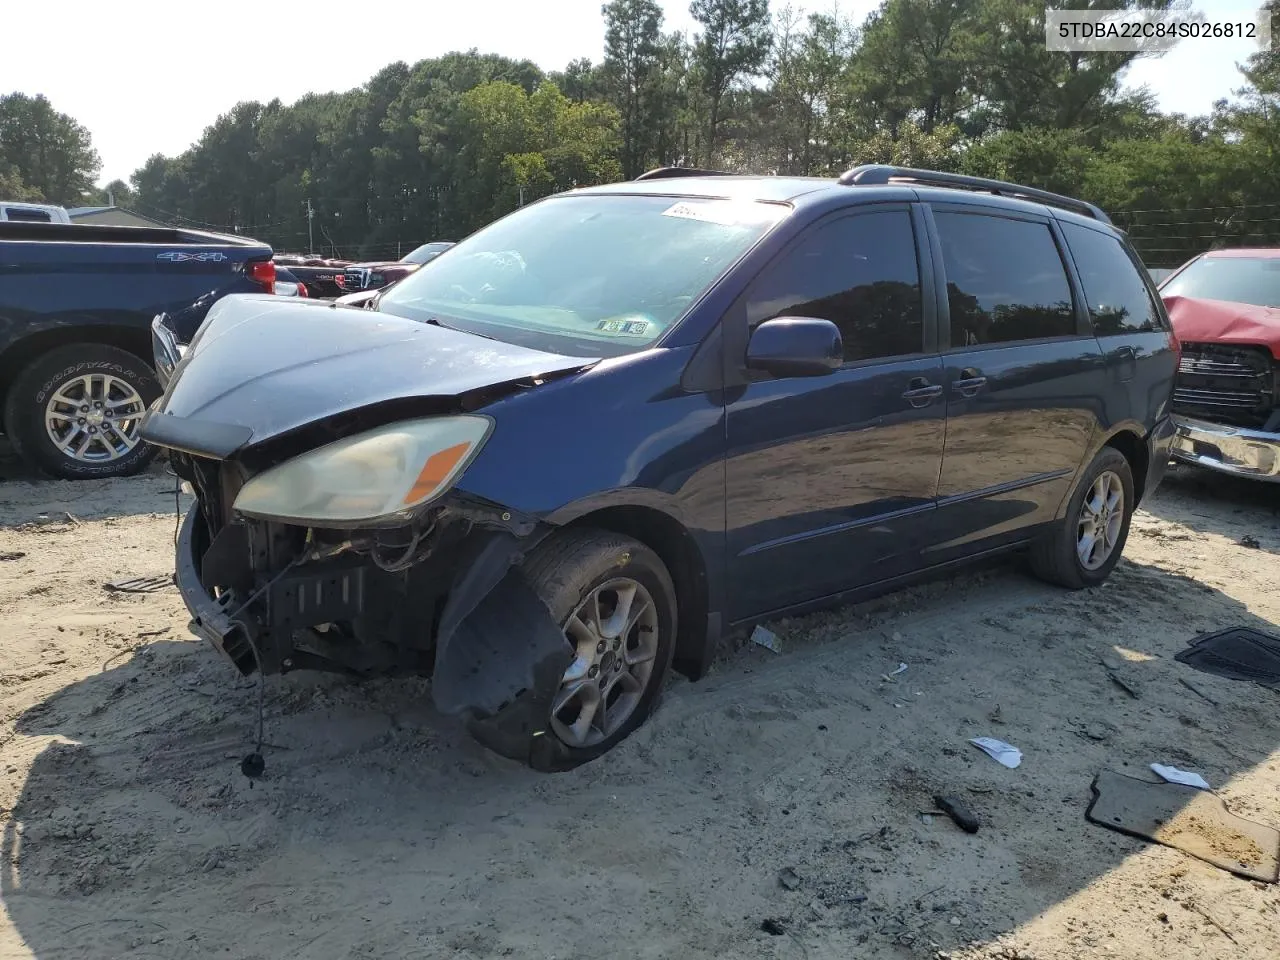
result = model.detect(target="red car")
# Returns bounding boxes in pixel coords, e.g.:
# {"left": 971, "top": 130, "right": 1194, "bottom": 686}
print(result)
{"left": 338, "top": 241, "right": 455, "bottom": 293}
{"left": 1159, "top": 248, "right": 1280, "bottom": 481}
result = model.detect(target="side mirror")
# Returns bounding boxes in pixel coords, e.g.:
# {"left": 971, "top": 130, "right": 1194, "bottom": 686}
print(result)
{"left": 746, "top": 316, "right": 843, "bottom": 378}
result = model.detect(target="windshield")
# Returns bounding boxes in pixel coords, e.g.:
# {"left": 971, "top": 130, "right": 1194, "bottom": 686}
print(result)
{"left": 377, "top": 193, "right": 788, "bottom": 357}
{"left": 401, "top": 242, "right": 454, "bottom": 264}
{"left": 1161, "top": 256, "right": 1280, "bottom": 309}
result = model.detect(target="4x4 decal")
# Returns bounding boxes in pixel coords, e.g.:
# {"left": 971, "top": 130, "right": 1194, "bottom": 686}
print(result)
{"left": 156, "top": 251, "right": 228, "bottom": 262}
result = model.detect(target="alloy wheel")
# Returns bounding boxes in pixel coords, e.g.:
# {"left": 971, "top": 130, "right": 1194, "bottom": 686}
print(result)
{"left": 549, "top": 577, "right": 661, "bottom": 749}
{"left": 44, "top": 373, "right": 148, "bottom": 464}
{"left": 1076, "top": 470, "right": 1125, "bottom": 570}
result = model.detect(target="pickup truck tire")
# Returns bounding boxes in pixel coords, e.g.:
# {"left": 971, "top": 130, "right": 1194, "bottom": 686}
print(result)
{"left": 1030, "top": 446, "right": 1135, "bottom": 590}
{"left": 467, "top": 529, "right": 677, "bottom": 772}
{"left": 3, "top": 344, "right": 161, "bottom": 480}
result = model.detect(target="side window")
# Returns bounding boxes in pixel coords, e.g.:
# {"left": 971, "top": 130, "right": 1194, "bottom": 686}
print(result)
{"left": 933, "top": 211, "right": 1076, "bottom": 348}
{"left": 747, "top": 209, "right": 923, "bottom": 363}
{"left": 2, "top": 208, "right": 52, "bottom": 222}
{"left": 1061, "top": 222, "right": 1161, "bottom": 335}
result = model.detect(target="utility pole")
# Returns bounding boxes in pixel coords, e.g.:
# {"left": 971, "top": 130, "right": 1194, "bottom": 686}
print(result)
{"left": 304, "top": 199, "right": 315, "bottom": 254}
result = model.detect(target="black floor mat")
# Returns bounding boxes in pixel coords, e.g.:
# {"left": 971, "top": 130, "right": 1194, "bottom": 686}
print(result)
{"left": 1087, "top": 771, "right": 1280, "bottom": 883}
{"left": 1175, "top": 627, "right": 1280, "bottom": 691}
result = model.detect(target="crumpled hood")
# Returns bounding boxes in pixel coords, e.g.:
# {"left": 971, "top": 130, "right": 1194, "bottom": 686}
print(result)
{"left": 1163, "top": 294, "right": 1280, "bottom": 359}
{"left": 144, "top": 294, "right": 596, "bottom": 453}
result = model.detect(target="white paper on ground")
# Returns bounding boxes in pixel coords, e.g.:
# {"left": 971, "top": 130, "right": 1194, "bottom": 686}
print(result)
{"left": 1150, "top": 763, "right": 1210, "bottom": 791}
{"left": 969, "top": 737, "right": 1023, "bottom": 769}
{"left": 750, "top": 625, "right": 782, "bottom": 654}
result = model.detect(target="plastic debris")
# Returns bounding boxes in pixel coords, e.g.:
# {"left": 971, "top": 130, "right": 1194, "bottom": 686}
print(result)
{"left": 881, "top": 662, "right": 909, "bottom": 683}
{"left": 969, "top": 737, "right": 1022, "bottom": 769}
{"left": 1151, "top": 763, "right": 1210, "bottom": 791}
{"left": 934, "top": 794, "right": 981, "bottom": 833}
{"left": 751, "top": 625, "right": 782, "bottom": 654}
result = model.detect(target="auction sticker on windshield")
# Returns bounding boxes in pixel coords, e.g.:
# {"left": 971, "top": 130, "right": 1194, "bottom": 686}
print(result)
{"left": 662, "top": 199, "right": 785, "bottom": 227}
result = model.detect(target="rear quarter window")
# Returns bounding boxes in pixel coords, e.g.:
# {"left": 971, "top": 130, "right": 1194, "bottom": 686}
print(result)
{"left": 1061, "top": 223, "right": 1162, "bottom": 335}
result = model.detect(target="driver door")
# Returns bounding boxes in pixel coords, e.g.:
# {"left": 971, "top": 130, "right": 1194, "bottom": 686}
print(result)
{"left": 724, "top": 206, "right": 947, "bottom": 620}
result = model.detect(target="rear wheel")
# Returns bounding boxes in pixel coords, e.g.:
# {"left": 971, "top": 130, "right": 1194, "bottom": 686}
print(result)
{"left": 3, "top": 344, "right": 160, "bottom": 479}
{"left": 468, "top": 529, "right": 677, "bottom": 771}
{"left": 1030, "top": 446, "right": 1134, "bottom": 589}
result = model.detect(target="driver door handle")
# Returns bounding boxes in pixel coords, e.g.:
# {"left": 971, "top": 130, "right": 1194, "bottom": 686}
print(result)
{"left": 902, "top": 377, "right": 944, "bottom": 408}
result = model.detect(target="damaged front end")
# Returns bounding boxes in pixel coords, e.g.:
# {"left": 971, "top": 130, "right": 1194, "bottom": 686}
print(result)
{"left": 1166, "top": 295, "right": 1280, "bottom": 481}
{"left": 143, "top": 295, "right": 601, "bottom": 738}
{"left": 169, "top": 451, "right": 574, "bottom": 736}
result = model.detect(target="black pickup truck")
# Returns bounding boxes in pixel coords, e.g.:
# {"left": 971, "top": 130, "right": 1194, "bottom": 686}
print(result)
{"left": 0, "top": 221, "right": 273, "bottom": 479}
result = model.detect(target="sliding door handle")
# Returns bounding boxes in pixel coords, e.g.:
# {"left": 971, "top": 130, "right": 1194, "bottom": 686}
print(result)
{"left": 953, "top": 369, "right": 987, "bottom": 398}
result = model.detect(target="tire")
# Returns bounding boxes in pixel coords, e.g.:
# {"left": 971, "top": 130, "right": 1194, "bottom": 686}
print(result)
{"left": 1030, "top": 446, "right": 1135, "bottom": 589}
{"left": 2, "top": 343, "right": 160, "bottom": 480}
{"left": 468, "top": 529, "right": 678, "bottom": 772}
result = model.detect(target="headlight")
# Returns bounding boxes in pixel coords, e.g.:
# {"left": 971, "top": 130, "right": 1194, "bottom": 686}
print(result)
{"left": 232, "top": 415, "right": 492, "bottom": 526}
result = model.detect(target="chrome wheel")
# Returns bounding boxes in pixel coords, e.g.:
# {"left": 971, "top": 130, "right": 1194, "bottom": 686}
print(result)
{"left": 550, "top": 577, "right": 661, "bottom": 749}
{"left": 43, "top": 373, "right": 147, "bottom": 464}
{"left": 1077, "top": 470, "right": 1124, "bottom": 570}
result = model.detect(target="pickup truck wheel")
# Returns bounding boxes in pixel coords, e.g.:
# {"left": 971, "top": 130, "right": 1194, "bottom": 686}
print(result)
{"left": 1029, "top": 446, "right": 1135, "bottom": 589}
{"left": 3, "top": 344, "right": 160, "bottom": 479}
{"left": 468, "top": 530, "right": 677, "bottom": 772}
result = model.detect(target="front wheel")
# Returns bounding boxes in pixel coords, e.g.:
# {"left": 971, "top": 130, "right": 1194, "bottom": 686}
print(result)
{"left": 1030, "top": 446, "right": 1135, "bottom": 589}
{"left": 2, "top": 344, "right": 160, "bottom": 479}
{"left": 468, "top": 529, "right": 677, "bottom": 772}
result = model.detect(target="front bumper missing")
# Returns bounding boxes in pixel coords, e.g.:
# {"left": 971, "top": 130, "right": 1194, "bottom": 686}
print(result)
{"left": 174, "top": 502, "right": 572, "bottom": 727}
{"left": 1171, "top": 416, "right": 1280, "bottom": 482}
{"left": 175, "top": 506, "right": 257, "bottom": 671}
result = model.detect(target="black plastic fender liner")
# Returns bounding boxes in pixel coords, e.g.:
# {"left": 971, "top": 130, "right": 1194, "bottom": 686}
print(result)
{"left": 430, "top": 530, "right": 572, "bottom": 717}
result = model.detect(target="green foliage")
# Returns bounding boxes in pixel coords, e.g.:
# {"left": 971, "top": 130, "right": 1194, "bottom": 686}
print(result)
{"left": 0, "top": 93, "right": 101, "bottom": 205}
{"left": 21, "top": 0, "right": 1251, "bottom": 267}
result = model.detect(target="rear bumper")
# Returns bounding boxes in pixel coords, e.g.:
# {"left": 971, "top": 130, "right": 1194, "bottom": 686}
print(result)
{"left": 1171, "top": 416, "right": 1280, "bottom": 482}
{"left": 1144, "top": 413, "right": 1176, "bottom": 499}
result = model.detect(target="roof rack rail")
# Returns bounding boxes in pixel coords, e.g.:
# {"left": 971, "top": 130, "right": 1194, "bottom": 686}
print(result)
{"left": 837, "top": 164, "right": 1111, "bottom": 225}
{"left": 634, "top": 166, "right": 729, "bottom": 181}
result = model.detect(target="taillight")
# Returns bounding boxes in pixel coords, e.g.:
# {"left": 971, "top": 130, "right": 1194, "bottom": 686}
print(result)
{"left": 296, "top": 281, "right": 309, "bottom": 298}
{"left": 247, "top": 260, "right": 276, "bottom": 292}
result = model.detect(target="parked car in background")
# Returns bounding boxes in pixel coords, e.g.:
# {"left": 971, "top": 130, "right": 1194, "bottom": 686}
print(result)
{"left": 338, "top": 241, "right": 455, "bottom": 293}
{"left": 1, "top": 201, "right": 72, "bottom": 223}
{"left": 274, "top": 266, "right": 309, "bottom": 297}
{"left": 0, "top": 220, "right": 274, "bottom": 478}
{"left": 141, "top": 165, "right": 1175, "bottom": 773}
{"left": 1159, "top": 249, "right": 1280, "bottom": 481}
{"left": 273, "top": 254, "right": 350, "bottom": 298}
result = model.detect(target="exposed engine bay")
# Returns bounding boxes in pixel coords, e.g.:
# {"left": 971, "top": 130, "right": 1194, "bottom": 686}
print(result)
{"left": 170, "top": 450, "right": 574, "bottom": 755}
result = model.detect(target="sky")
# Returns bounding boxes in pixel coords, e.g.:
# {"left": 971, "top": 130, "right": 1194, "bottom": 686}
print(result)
{"left": 0, "top": 0, "right": 1270, "bottom": 188}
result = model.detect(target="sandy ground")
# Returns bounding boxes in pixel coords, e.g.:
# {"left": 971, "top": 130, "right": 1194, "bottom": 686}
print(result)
{"left": 1, "top": 454, "right": 1278, "bottom": 960}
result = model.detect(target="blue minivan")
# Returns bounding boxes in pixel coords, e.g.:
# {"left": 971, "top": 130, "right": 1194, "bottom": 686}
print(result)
{"left": 142, "top": 166, "right": 1178, "bottom": 771}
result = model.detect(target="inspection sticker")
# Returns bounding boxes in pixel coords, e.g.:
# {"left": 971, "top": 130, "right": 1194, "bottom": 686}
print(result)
{"left": 597, "top": 316, "right": 652, "bottom": 336}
